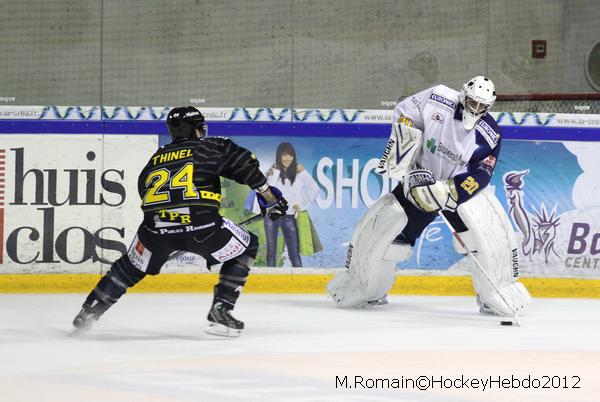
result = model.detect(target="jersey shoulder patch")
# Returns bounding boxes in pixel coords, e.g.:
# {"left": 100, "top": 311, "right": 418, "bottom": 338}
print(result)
{"left": 476, "top": 114, "right": 502, "bottom": 149}
{"left": 427, "top": 85, "right": 459, "bottom": 112}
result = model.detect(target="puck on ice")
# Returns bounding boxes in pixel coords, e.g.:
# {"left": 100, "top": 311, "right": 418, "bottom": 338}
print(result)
{"left": 500, "top": 321, "right": 513, "bottom": 326}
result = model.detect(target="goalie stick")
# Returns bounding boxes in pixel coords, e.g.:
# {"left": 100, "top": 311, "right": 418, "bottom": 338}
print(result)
{"left": 437, "top": 210, "right": 522, "bottom": 327}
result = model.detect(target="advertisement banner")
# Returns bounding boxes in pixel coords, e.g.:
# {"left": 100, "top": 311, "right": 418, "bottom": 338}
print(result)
{"left": 0, "top": 134, "right": 157, "bottom": 273}
{"left": 216, "top": 135, "right": 600, "bottom": 278}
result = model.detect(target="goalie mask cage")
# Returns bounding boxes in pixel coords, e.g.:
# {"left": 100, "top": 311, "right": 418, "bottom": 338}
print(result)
{"left": 495, "top": 93, "right": 600, "bottom": 114}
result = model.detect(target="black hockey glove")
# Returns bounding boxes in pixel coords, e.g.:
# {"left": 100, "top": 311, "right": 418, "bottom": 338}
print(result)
{"left": 256, "top": 186, "right": 288, "bottom": 220}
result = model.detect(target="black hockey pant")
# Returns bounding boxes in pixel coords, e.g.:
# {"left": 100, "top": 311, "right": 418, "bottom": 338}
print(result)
{"left": 81, "top": 218, "right": 258, "bottom": 317}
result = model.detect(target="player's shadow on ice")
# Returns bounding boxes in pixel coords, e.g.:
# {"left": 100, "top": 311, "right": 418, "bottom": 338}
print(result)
{"left": 55, "top": 327, "right": 224, "bottom": 342}
{"left": 278, "top": 297, "right": 490, "bottom": 327}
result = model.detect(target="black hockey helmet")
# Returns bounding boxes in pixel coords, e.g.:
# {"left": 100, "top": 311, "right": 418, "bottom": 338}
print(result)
{"left": 166, "top": 106, "right": 206, "bottom": 141}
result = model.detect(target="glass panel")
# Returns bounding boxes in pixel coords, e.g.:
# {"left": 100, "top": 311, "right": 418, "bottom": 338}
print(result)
{"left": 0, "top": 0, "right": 101, "bottom": 106}
{"left": 0, "top": 0, "right": 599, "bottom": 109}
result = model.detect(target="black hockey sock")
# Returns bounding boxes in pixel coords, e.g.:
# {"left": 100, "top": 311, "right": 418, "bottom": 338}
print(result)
{"left": 213, "top": 233, "right": 257, "bottom": 306}
{"left": 213, "top": 260, "right": 250, "bottom": 307}
{"left": 83, "top": 255, "right": 146, "bottom": 316}
{"left": 212, "top": 233, "right": 257, "bottom": 307}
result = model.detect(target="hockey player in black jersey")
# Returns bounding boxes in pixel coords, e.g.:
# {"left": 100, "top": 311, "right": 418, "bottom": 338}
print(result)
{"left": 73, "top": 106, "right": 288, "bottom": 337}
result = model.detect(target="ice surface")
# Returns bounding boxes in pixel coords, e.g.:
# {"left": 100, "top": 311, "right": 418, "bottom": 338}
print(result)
{"left": 0, "top": 294, "right": 599, "bottom": 402}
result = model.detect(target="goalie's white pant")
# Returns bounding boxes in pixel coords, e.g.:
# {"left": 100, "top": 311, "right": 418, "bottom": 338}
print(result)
{"left": 327, "top": 193, "right": 411, "bottom": 308}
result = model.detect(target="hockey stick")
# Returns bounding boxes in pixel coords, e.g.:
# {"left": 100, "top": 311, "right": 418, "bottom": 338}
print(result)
{"left": 437, "top": 211, "right": 522, "bottom": 327}
{"left": 237, "top": 213, "right": 263, "bottom": 226}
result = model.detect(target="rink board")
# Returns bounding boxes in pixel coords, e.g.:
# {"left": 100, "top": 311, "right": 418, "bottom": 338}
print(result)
{"left": 1, "top": 273, "right": 600, "bottom": 298}
{"left": 1, "top": 106, "right": 600, "bottom": 296}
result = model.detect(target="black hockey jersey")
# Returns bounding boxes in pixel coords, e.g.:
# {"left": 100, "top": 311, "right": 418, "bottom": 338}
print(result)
{"left": 138, "top": 137, "right": 267, "bottom": 232}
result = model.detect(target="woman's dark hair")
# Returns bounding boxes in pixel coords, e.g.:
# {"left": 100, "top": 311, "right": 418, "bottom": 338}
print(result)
{"left": 275, "top": 142, "right": 298, "bottom": 185}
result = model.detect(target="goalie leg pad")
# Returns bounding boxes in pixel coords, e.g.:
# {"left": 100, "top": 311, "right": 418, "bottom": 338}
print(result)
{"left": 477, "top": 282, "right": 532, "bottom": 316}
{"left": 452, "top": 228, "right": 478, "bottom": 256}
{"left": 327, "top": 193, "right": 409, "bottom": 308}
{"left": 383, "top": 242, "right": 412, "bottom": 261}
{"left": 456, "top": 187, "right": 531, "bottom": 314}
{"left": 326, "top": 270, "right": 368, "bottom": 308}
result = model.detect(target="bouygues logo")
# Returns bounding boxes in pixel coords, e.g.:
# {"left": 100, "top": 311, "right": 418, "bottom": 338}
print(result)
{"left": 504, "top": 169, "right": 600, "bottom": 271}
{"left": 566, "top": 223, "right": 600, "bottom": 269}
{"left": 426, "top": 138, "right": 437, "bottom": 154}
{"left": 1, "top": 147, "right": 128, "bottom": 265}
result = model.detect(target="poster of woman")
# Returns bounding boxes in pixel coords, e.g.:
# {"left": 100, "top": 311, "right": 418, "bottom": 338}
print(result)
{"left": 264, "top": 142, "right": 320, "bottom": 267}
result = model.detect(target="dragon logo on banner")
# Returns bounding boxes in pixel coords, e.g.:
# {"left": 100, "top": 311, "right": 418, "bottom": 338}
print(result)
{"left": 503, "top": 170, "right": 560, "bottom": 263}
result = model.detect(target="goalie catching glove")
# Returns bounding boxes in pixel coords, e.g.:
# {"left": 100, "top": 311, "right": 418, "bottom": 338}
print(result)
{"left": 256, "top": 186, "right": 288, "bottom": 220}
{"left": 403, "top": 169, "right": 458, "bottom": 213}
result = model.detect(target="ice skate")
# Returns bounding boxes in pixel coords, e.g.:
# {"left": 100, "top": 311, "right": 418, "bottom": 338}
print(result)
{"left": 205, "top": 302, "right": 244, "bottom": 338}
{"left": 476, "top": 294, "right": 500, "bottom": 316}
{"left": 366, "top": 294, "right": 389, "bottom": 307}
{"left": 72, "top": 303, "right": 101, "bottom": 331}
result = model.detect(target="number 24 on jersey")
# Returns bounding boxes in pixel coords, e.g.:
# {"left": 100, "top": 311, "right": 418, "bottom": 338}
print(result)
{"left": 143, "top": 163, "right": 198, "bottom": 206}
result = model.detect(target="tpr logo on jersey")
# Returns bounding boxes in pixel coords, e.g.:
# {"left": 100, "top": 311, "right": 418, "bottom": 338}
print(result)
{"left": 427, "top": 138, "right": 437, "bottom": 154}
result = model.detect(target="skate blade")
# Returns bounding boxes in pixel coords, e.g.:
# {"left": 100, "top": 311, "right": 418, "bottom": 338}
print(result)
{"left": 365, "top": 296, "right": 389, "bottom": 308}
{"left": 71, "top": 319, "right": 94, "bottom": 333}
{"left": 204, "top": 322, "right": 242, "bottom": 338}
{"left": 67, "top": 325, "right": 92, "bottom": 337}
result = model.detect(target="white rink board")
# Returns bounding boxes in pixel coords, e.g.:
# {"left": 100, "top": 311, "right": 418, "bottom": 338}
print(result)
{"left": 0, "top": 134, "right": 157, "bottom": 273}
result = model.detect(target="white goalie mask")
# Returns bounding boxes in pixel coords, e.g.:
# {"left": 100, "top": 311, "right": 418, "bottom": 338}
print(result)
{"left": 459, "top": 76, "right": 496, "bottom": 130}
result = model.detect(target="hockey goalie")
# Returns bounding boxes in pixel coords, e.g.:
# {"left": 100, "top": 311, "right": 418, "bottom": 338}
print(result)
{"left": 327, "top": 76, "right": 531, "bottom": 316}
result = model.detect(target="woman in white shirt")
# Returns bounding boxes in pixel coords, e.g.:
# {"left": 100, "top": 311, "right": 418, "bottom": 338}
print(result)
{"left": 264, "top": 142, "right": 319, "bottom": 267}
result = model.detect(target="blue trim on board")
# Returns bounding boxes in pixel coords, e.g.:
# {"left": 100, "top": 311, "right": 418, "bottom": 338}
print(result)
{"left": 0, "top": 120, "right": 599, "bottom": 141}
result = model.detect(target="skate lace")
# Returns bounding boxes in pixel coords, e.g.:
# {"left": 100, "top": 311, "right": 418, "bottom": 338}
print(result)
{"left": 220, "top": 306, "right": 241, "bottom": 324}
{"left": 221, "top": 308, "right": 236, "bottom": 322}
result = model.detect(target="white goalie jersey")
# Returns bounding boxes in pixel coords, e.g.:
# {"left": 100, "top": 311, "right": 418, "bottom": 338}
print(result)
{"left": 390, "top": 84, "right": 502, "bottom": 204}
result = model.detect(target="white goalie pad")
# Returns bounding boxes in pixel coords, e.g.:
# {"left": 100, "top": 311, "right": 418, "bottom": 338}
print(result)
{"left": 375, "top": 123, "right": 423, "bottom": 181}
{"left": 327, "top": 193, "right": 411, "bottom": 308}
{"left": 477, "top": 281, "right": 531, "bottom": 317}
{"left": 454, "top": 187, "right": 532, "bottom": 316}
